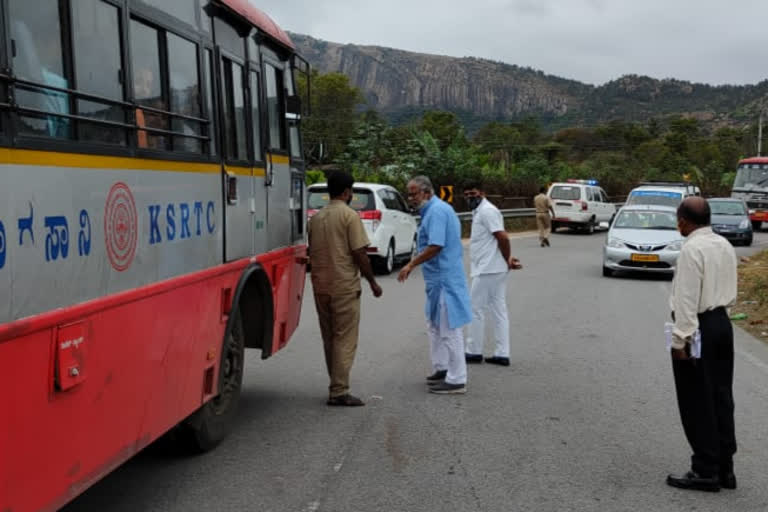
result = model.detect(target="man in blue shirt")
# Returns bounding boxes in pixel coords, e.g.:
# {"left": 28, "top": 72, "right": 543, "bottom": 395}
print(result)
{"left": 398, "top": 176, "right": 472, "bottom": 394}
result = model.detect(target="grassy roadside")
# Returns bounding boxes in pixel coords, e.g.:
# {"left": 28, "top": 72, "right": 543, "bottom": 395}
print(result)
{"left": 730, "top": 249, "right": 768, "bottom": 342}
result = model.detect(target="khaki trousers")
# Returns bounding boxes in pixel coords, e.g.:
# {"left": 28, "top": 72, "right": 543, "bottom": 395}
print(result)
{"left": 536, "top": 213, "right": 552, "bottom": 241}
{"left": 313, "top": 291, "right": 362, "bottom": 398}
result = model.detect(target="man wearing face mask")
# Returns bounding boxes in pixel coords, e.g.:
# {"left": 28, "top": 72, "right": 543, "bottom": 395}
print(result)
{"left": 309, "top": 171, "right": 383, "bottom": 406}
{"left": 399, "top": 176, "right": 472, "bottom": 394}
{"left": 463, "top": 182, "right": 521, "bottom": 366}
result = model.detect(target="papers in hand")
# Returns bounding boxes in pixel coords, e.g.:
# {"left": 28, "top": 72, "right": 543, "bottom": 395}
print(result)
{"left": 664, "top": 322, "right": 701, "bottom": 359}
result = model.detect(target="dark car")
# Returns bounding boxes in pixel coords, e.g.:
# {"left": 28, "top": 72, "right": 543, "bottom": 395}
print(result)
{"left": 708, "top": 198, "right": 753, "bottom": 246}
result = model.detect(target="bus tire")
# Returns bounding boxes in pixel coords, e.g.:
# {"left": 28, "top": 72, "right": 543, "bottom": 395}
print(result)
{"left": 179, "top": 307, "right": 245, "bottom": 453}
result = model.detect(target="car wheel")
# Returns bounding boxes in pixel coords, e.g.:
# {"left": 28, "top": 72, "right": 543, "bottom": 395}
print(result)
{"left": 374, "top": 241, "right": 395, "bottom": 275}
{"left": 551, "top": 222, "right": 559, "bottom": 233}
{"left": 745, "top": 236, "right": 753, "bottom": 247}
{"left": 586, "top": 218, "right": 596, "bottom": 235}
{"left": 752, "top": 220, "right": 762, "bottom": 231}
{"left": 603, "top": 266, "right": 613, "bottom": 277}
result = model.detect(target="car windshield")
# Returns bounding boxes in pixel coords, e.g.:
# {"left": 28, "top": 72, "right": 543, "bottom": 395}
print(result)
{"left": 550, "top": 186, "right": 581, "bottom": 200}
{"left": 709, "top": 201, "right": 746, "bottom": 216}
{"left": 626, "top": 191, "right": 683, "bottom": 208}
{"left": 308, "top": 188, "right": 375, "bottom": 211}
{"left": 733, "top": 164, "right": 768, "bottom": 190}
{"left": 613, "top": 210, "right": 678, "bottom": 230}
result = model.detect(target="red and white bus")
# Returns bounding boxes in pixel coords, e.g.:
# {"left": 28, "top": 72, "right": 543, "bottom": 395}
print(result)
{"left": 731, "top": 157, "right": 768, "bottom": 230}
{"left": 0, "top": 1, "right": 308, "bottom": 510}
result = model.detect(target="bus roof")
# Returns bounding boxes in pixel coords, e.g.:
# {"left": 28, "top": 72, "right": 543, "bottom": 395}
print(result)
{"left": 739, "top": 157, "right": 768, "bottom": 165}
{"left": 219, "top": 0, "right": 295, "bottom": 50}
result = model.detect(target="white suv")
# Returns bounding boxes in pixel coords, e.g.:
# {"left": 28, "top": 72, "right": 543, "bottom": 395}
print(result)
{"left": 549, "top": 180, "right": 616, "bottom": 234}
{"left": 308, "top": 182, "right": 418, "bottom": 274}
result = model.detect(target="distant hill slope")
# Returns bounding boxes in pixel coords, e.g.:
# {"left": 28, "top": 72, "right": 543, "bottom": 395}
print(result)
{"left": 290, "top": 33, "right": 768, "bottom": 131}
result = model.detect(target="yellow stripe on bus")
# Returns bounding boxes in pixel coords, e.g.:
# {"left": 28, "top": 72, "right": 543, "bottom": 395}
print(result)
{"left": 0, "top": 148, "right": 280, "bottom": 176}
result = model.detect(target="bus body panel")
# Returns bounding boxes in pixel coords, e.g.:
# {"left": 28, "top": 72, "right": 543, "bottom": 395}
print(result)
{"left": 0, "top": 246, "right": 306, "bottom": 512}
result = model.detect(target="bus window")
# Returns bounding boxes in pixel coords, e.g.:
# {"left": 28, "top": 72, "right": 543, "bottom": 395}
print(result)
{"left": 168, "top": 33, "right": 201, "bottom": 153}
{"left": 264, "top": 63, "right": 285, "bottom": 151}
{"left": 285, "top": 66, "right": 302, "bottom": 160}
{"left": 142, "top": 0, "right": 197, "bottom": 28}
{"left": 221, "top": 58, "right": 247, "bottom": 161}
{"left": 72, "top": 0, "right": 126, "bottom": 145}
{"left": 9, "top": 0, "right": 70, "bottom": 138}
{"left": 204, "top": 49, "right": 216, "bottom": 155}
{"left": 250, "top": 71, "right": 262, "bottom": 161}
{"left": 130, "top": 19, "right": 168, "bottom": 150}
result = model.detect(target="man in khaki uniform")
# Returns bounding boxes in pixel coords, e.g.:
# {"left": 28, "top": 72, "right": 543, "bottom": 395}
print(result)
{"left": 534, "top": 187, "right": 555, "bottom": 247}
{"left": 309, "top": 171, "right": 383, "bottom": 406}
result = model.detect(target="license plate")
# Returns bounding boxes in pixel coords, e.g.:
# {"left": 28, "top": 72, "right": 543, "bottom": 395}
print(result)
{"left": 631, "top": 254, "right": 660, "bottom": 262}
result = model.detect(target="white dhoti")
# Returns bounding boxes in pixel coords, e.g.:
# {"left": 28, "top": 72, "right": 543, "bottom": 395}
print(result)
{"left": 427, "top": 292, "right": 467, "bottom": 385}
{"left": 466, "top": 272, "right": 510, "bottom": 358}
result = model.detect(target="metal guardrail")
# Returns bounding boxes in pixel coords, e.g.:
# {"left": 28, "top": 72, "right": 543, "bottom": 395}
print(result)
{"left": 416, "top": 204, "right": 625, "bottom": 223}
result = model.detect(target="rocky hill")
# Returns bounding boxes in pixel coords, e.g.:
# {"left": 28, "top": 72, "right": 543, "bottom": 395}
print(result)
{"left": 291, "top": 33, "right": 768, "bottom": 131}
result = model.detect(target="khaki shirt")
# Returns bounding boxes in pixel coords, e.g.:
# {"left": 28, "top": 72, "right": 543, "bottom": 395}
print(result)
{"left": 309, "top": 200, "right": 370, "bottom": 296}
{"left": 534, "top": 193, "right": 553, "bottom": 214}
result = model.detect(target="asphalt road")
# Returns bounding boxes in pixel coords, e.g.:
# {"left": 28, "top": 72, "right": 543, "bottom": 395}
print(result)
{"left": 65, "top": 230, "right": 768, "bottom": 512}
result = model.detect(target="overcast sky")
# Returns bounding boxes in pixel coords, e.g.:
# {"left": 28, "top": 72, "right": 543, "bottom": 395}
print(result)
{"left": 253, "top": 0, "right": 767, "bottom": 86}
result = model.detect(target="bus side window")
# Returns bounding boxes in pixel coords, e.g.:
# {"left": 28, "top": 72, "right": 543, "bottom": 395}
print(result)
{"left": 264, "top": 63, "right": 286, "bottom": 151}
{"left": 9, "top": 0, "right": 70, "bottom": 138}
{"left": 250, "top": 70, "right": 262, "bottom": 162}
{"left": 204, "top": 49, "right": 217, "bottom": 156}
{"left": 72, "top": 0, "right": 126, "bottom": 146}
{"left": 130, "top": 19, "right": 168, "bottom": 150}
{"left": 221, "top": 58, "right": 248, "bottom": 162}
{"left": 167, "top": 33, "right": 202, "bottom": 153}
{"left": 284, "top": 65, "right": 302, "bottom": 160}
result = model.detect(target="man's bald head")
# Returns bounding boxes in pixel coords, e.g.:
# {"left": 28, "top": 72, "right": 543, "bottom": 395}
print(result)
{"left": 677, "top": 196, "right": 711, "bottom": 228}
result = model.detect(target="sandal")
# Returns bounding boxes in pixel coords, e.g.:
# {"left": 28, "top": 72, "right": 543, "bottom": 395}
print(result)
{"left": 326, "top": 394, "right": 365, "bottom": 407}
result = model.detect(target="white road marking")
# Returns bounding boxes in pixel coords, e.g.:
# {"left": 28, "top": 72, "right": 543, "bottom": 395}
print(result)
{"left": 305, "top": 500, "right": 321, "bottom": 512}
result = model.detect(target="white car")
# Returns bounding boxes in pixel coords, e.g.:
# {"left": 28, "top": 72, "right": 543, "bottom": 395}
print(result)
{"left": 625, "top": 181, "right": 701, "bottom": 208}
{"left": 549, "top": 180, "right": 616, "bottom": 234}
{"left": 307, "top": 182, "right": 418, "bottom": 274}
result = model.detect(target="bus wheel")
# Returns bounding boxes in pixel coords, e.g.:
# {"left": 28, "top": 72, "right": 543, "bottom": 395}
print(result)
{"left": 180, "top": 307, "right": 245, "bottom": 453}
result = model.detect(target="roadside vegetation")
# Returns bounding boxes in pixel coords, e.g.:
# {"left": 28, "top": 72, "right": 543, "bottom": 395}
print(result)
{"left": 299, "top": 71, "right": 764, "bottom": 207}
{"left": 731, "top": 250, "right": 768, "bottom": 342}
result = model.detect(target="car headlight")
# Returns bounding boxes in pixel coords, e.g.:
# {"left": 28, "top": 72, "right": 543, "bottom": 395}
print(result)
{"left": 606, "top": 237, "right": 624, "bottom": 249}
{"left": 740, "top": 219, "right": 750, "bottom": 230}
{"left": 667, "top": 240, "right": 683, "bottom": 251}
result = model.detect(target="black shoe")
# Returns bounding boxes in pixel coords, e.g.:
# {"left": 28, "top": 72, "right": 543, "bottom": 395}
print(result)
{"left": 465, "top": 353, "right": 483, "bottom": 364}
{"left": 485, "top": 356, "right": 510, "bottom": 366}
{"left": 426, "top": 370, "right": 447, "bottom": 383}
{"left": 720, "top": 473, "right": 737, "bottom": 490}
{"left": 326, "top": 394, "right": 365, "bottom": 407}
{"left": 666, "top": 471, "right": 720, "bottom": 492}
{"left": 428, "top": 382, "right": 467, "bottom": 394}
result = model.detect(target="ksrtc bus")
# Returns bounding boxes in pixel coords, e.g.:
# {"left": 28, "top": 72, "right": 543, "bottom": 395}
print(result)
{"left": 731, "top": 157, "right": 768, "bottom": 230}
{"left": 0, "top": 1, "right": 308, "bottom": 510}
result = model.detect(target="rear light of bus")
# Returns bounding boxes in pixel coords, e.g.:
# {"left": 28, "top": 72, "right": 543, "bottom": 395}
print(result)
{"left": 360, "top": 210, "right": 382, "bottom": 232}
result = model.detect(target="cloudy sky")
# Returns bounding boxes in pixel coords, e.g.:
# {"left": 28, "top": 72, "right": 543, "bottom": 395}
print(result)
{"left": 253, "top": 0, "right": 767, "bottom": 86}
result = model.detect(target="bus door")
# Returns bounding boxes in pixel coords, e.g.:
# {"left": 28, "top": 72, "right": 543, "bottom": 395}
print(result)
{"left": 219, "top": 47, "right": 256, "bottom": 261}
{"left": 262, "top": 57, "right": 293, "bottom": 250}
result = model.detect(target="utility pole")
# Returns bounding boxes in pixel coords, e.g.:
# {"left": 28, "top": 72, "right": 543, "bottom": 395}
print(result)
{"left": 759, "top": 111, "right": 763, "bottom": 157}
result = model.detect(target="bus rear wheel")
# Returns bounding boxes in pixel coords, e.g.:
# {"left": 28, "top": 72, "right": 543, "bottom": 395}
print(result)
{"left": 179, "top": 307, "right": 245, "bottom": 453}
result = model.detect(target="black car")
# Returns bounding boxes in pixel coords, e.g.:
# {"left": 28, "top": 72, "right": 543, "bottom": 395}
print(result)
{"left": 708, "top": 198, "right": 753, "bottom": 246}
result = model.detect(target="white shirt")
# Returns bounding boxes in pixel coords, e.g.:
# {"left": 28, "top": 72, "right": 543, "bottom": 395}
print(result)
{"left": 669, "top": 226, "right": 738, "bottom": 349}
{"left": 470, "top": 198, "right": 508, "bottom": 277}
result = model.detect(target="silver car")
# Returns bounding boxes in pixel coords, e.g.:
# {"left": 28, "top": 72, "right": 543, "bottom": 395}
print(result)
{"left": 602, "top": 205, "right": 684, "bottom": 277}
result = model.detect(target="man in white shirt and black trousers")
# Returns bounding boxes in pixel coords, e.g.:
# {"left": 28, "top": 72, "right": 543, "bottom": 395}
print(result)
{"left": 463, "top": 182, "right": 522, "bottom": 366}
{"left": 667, "top": 196, "right": 739, "bottom": 493}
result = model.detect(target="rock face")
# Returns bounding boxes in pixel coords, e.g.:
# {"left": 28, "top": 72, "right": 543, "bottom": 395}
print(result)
{"left": 291, "top": 33, "right": 768, "bottom": 128}
{"left": 291, "top": 33, "right": 589, "bottom": 118}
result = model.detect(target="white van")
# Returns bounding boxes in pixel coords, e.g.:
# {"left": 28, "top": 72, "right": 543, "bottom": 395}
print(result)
{"left": 549, "top": 180, "right": 616, "bottom": 234}
{"left": 625, "top": 181, "right": 701, "bottom": 209}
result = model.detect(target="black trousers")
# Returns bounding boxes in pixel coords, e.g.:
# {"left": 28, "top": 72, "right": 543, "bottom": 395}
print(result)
{"left": 672, "top": 307, "right": 737, "bottom": 477}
